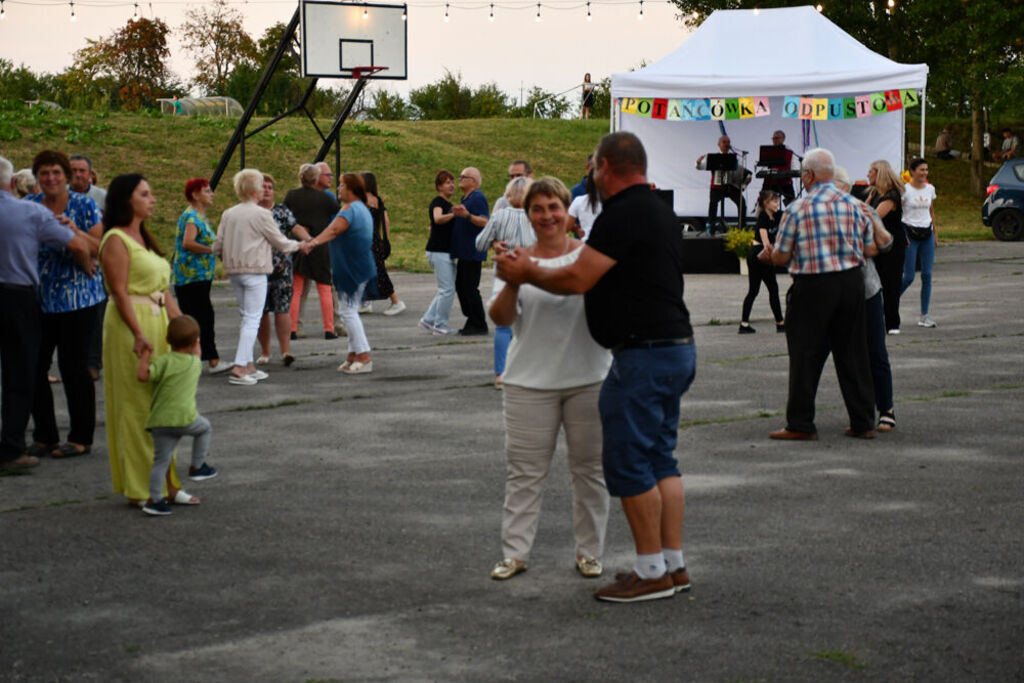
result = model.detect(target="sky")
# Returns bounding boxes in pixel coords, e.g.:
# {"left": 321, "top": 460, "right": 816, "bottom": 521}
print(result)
{"left": 0, "top": 0, "right": 693, "bottom": 105}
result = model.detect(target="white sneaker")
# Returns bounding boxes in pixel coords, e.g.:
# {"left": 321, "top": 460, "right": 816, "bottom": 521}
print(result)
{"left": 383, "top": 300, "right": 407, "bottom": 316}
{"left": 887, "top": 328, "right": 900, "bottom": 335}
{"left": 918, "top": 316, "right": 936, "bottom": 328}
{"left": 228, "top": 373, "right": 257, "bottom": 386}
{"left": 358, "top": 302, "right": 373, "bottom": 314}
{"left": 250, "top": 370, "right": 269, "bottom": 381}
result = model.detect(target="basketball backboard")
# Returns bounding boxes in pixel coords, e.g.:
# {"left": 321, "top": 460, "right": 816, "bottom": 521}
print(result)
{"left": 300, "top": 1, "right": 408, "bottom": 80}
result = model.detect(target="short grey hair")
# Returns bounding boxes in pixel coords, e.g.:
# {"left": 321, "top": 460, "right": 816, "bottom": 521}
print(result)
{"left": 299, "top": 163, "right": 320, "bottom": 188}
{"left": 832, "top": 165, "right": 851, "bottom": 191}
{"left": 69, "top": 154, "right": 94, "bottom": 170}
{"left": 13, "top": 169, "right": 38, "bottom": 197}
{"left": 0, "top": 156, "right": 13, "bottom": 188}
{"left": 802, "top": 148, "right": 835, "bottom": 179}
{"left": 504, "top": 176, "right": 532, "bottom": 208}
{"left": 233, "top": 168, "right": 264, "bottom": 201}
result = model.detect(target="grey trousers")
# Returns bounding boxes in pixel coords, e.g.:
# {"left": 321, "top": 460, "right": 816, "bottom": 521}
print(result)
{"left": 149, "top": 415, "right": 211, "bottom": 501}
{"left": 500, "top": 382, "right": 609, "bottom": 562}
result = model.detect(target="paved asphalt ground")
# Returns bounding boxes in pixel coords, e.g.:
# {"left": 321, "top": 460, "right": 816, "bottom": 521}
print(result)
{"left": 2, "top": 240, "right": 1022, "bottom": 682}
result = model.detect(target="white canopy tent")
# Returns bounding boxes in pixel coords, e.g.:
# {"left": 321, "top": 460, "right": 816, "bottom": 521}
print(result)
{"left": 611, "top": 6, "right": 929, "bottom": 219}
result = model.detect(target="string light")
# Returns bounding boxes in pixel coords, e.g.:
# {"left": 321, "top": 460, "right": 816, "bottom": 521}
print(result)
{"left": 636, "top": 0, "right": 643, "bottom": 20}
{"left": 815, "top": 4, "right": 822, "bottom": 11}
{"left": 69, "top": 1, "right": 76, "bottom": 22}
{"left": 362, "top": 3, "right": 368, "bottom": 20}
{"left": 488, "top": 2, "right": 493, "bottom": 21}
{"left": 443, "top": 2, "right": 448, "bottom": 21}
{"left": 401, "top": 3, "right": 407, "bottom": 20}
{"left": 586, "top": 1, "right": 591, "bottom": 20}
{"left": 535, "top": 2, "right": 540, "bottom": 21}
{"left": 0, "top": 0, "right": 6, "bottom": 21}
{"left": 132, "top": 1, "right": 138, "bottom": 20}
{"left": 887, "top": 0, "right": 894, "bottom": 6}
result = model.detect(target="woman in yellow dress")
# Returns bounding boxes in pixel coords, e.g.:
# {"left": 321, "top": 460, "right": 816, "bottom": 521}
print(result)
{"left": 99, "top": 174, "right": 198, "bottom": 507}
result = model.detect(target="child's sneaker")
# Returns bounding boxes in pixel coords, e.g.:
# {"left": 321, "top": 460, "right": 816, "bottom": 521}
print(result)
{"left": 188, "top": 463, "right": 218, "bottom": 481}
{"left": 142, "top": 498, "right": 173, "bottom": 516}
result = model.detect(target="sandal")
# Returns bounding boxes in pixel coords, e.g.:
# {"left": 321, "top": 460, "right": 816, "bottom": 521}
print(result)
{"left": 878, "top": 411, "right": 896, "bottom": 433}
{"left": 51, "top": 443, "right": 90, "bottom": 458}
{"left": 342, "top": 360, "right": 373, "bottom": 374}
{"left": 172, "top": 489, "right": 200, "bottom": 505}
{"left": 256, "top": 355, "right": 271, "bottom": 365}
{"left": 26, "top": 442, "right": 57, "bottom": 458}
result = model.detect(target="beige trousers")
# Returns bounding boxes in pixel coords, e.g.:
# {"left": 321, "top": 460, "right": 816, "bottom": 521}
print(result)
{"left": 501, "top": 382, "right": 609, "bottom": 562}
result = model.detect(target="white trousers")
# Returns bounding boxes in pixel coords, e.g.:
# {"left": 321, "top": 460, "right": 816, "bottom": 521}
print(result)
{"left": 229, "top": 273, "right": 268, "bottom": 367}
{"left": 500, "top": 382, "right": 609, "bottom": 561}
{"left": 337, "top": 282, "right": 370, "bottom": 355}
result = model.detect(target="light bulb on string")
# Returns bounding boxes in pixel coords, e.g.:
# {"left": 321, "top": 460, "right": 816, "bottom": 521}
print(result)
{"left": 887, "top": 0, "right": 894, "bottom": 6}
{"left": 1, "top": 0, "right": 6, "bottom": 21}
{"left": 637, "top": 0, "right": 643, "bottom": 20}
{"left": 443, "top": 3, "right": 449, "bottom": 21}
{"left": 489, "top": 3, "right": 494, "bottom": 21}
{"left": 586, "top": 1, "right": 591, "bottom": 21}
{"left": 535, "top": 3, "right": 541, "bottom": 22}
{"left": 132, "top": 2, "right": 139, "bottom": 20}
{"left": 401, "top": 4, "right": 407, "bottom": 20}
{"left": 69, "top": 1, "right": 76, "bottom": 22}
{"left": 362, "top": 4, "right": 368, "bottom": 20}
{"left": 816, "top": 4, "right": 822, "bottom": 11}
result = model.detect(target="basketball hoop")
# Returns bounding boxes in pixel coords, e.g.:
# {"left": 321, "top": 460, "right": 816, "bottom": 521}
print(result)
{"left": 352, "top": 66, "right": 388, "bottom": 79}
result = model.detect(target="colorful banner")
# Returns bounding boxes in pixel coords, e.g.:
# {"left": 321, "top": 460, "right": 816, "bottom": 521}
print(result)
{"left": 620, "top": 90, "right": 921, "bottom": 122}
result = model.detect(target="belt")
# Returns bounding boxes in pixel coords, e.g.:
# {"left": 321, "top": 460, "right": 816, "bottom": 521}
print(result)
{"left": 613, "top": 337, "right": 693, "bottom": 352}
{"left": 128, "top": 291, "right": 166, "bottom": 315}
{"left": 0, "top": 282, "right": 37, "bottom": 292}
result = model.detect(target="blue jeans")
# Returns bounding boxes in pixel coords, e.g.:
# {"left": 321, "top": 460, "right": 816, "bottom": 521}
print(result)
{"left": 494, "top": 325, "right": 512, "bottom": 376}
{"left": 864, "top": 292, "right": 893, "bottom": 413}
{"left": 422, "top": 251, "right": 456, "bottom": 327}
{"left": 901, "top": 233, "right": 935, "bottom": 316}
{"left": 598, "top": 343, "right": 697, "bottom": 498}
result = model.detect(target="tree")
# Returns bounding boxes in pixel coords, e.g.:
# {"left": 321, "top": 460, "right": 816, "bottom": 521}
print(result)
{"left": 180, "top": 0, "right": 258, "bottom": 95}
{"left": 364, "top": 89, "right": 411, "bottom": 121}
{"left": 409, "top": 70, "right": 473, "bottom": 120}
{"left": 669, "top": 0, "right": 1024, "bottom": 195}
{"left": 511, "top": 86, "right": 570, "bottom": 119}
{"left": 64, "top": 17, "right": 174, "bottom": 110}
{"left": 0, "top": 60, "right": 59, "bottom": 103}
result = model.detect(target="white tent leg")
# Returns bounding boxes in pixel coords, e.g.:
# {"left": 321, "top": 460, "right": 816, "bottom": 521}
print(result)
{"left": 920, "top": 86, "right": 926, "bottom": 158}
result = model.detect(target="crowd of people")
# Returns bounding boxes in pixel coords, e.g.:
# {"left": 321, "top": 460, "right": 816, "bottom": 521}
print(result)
{"left": 1, "top": 130, "right": 939, "bottom": 600}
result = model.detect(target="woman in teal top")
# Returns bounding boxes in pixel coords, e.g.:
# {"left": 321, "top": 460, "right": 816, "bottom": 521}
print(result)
{"left": 301, "top": 172, "right": 376, "bottom": 374}
{"left": 173, "top": 178, "right": 226, "bottom": 373}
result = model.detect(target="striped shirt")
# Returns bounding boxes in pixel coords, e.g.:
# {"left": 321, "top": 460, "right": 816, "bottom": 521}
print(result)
{"left": 775, "top": 180, "right": 873, "bottom": 275}
{"left": 474, "top": 207, "right": 536, "bottom": 253}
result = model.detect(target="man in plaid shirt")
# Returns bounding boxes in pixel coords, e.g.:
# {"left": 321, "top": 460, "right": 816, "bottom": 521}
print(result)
{"left": 769, "top": 148, "right": 878, "bottom": 440}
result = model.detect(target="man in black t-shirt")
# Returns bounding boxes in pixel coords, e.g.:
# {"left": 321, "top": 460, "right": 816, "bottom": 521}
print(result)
{"left": 496, "top": 132, "right": 696, "bottom": 604}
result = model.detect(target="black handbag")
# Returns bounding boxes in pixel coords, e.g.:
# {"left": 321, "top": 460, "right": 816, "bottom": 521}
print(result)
{"left": 904, "top": 223, "right": 933, "bottom": 241}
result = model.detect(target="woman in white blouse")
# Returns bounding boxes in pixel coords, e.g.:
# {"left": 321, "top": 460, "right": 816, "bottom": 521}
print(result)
{"left": 487, "top": 177, "right": 612, "bottom": 582}
{"left": 900, "top": 158, "right": 938, "bottom": 328}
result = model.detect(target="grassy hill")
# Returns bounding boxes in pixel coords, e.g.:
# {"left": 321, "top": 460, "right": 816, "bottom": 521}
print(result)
{"left": 0, "top": 107, "right": 999, "bottom": 273}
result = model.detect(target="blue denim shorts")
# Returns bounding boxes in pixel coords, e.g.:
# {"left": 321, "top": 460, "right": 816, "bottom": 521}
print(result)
{"left": 598, "top": 343, "right": 696, "bottom": 498}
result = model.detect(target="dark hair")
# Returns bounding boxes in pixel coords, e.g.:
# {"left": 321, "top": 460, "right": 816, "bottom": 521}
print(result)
{"left": 32, "top": 150, "right": 72, "bottom": 181}
{"left": 166, "top": 314, "right": 200, "bottom": 349}
{"left": 755, "top": 189, "right": 780, "bottom": 215}
{"left": 511, "top": 159, "right": 532, "bottom": 175}
{"left": 908, "top": 157, "right": 928, "bottom": 171}
{"left": 595, "top": 132, "right": 646, "bottom": 177}
{"left": 103, "top": 174, "right": 163, "bottom": 255}
{"left": 361, "top": 171, "right": 379, "bottom": 197}
{"left": 435, "top": 169, "right": 454, "bottom": 189}
{"left": 1002, "top": 127, "right": 1012, "bottom": 135}
{"left": 584, "top": 168, "right": 599, "bottom": 212}
{"left": 341, "top": 173, "right": 367, "bottom": 203}
{"left": 69, "top": 154, "right": 93, "bottom": 170}
{"left": 184, "top": 177, "right": 209, "bottom": 202}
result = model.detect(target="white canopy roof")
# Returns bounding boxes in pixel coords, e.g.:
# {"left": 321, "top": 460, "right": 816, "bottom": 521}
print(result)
{"left": 612, "top": 5, "right": 928, "bottom": 99}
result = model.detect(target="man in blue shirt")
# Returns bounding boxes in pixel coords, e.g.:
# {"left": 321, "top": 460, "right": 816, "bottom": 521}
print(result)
{"left": 451, "top": 167, "right": 489, "bottom": 335}
{"left": 570, "top": 154, "right": 594, "bottom": 200}
{"left": 0, "top": 155, "right": 94, "bottom": 469}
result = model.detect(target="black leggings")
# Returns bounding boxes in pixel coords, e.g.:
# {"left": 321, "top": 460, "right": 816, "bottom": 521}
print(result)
{"left": 175, "top": 280, "right": 219, "bottom": 362}
{"left": 741, "top": 249, "right": 783, "bottom": 323}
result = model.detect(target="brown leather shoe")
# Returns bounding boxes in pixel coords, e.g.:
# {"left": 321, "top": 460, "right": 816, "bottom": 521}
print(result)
{"left": 769, "top": 428, "right": 818, "bottom": 440}
{"left": 845, "top": 428, "right": 876, "bottom": 439}
{"left": 2, "top": 454, "right": 41, "bottom": 469}
{"left": 595, "top": 571, "right": 675, "bottom": 603}
{"left": 670, "top": 567, "right": 691, "bottom": 593}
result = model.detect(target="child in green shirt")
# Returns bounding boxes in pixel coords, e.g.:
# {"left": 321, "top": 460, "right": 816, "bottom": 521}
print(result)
{"left": 137, "top": 315, "right": 217, "bottom": 516}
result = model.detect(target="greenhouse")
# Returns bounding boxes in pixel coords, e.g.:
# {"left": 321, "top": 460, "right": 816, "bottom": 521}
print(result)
{"left": 158, "top": 96, "right": 243, "bottom": 117}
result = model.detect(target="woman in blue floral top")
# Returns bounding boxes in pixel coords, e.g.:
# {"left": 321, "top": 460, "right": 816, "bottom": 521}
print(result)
{"left": 256, "top": 173, "right": 310, "bottom": 366}
{"left": 173, "top": 178, "right": 227, "bottom": 374}
{"left": 26, "top": 150, "right": 105, "bottom": 458}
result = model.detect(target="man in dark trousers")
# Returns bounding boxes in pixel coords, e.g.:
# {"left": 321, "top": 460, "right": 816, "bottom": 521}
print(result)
{"left": 0, "top": 155, "right": 94, "bottom": 469}
{"left": 496, "top": 132, "right": 696, "bottom": 603}
{"left": 769, "top": 147, "right": 877, "bottom": 441}
{"left": 451, "top": 167, "right": 489, "bottom": 335}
